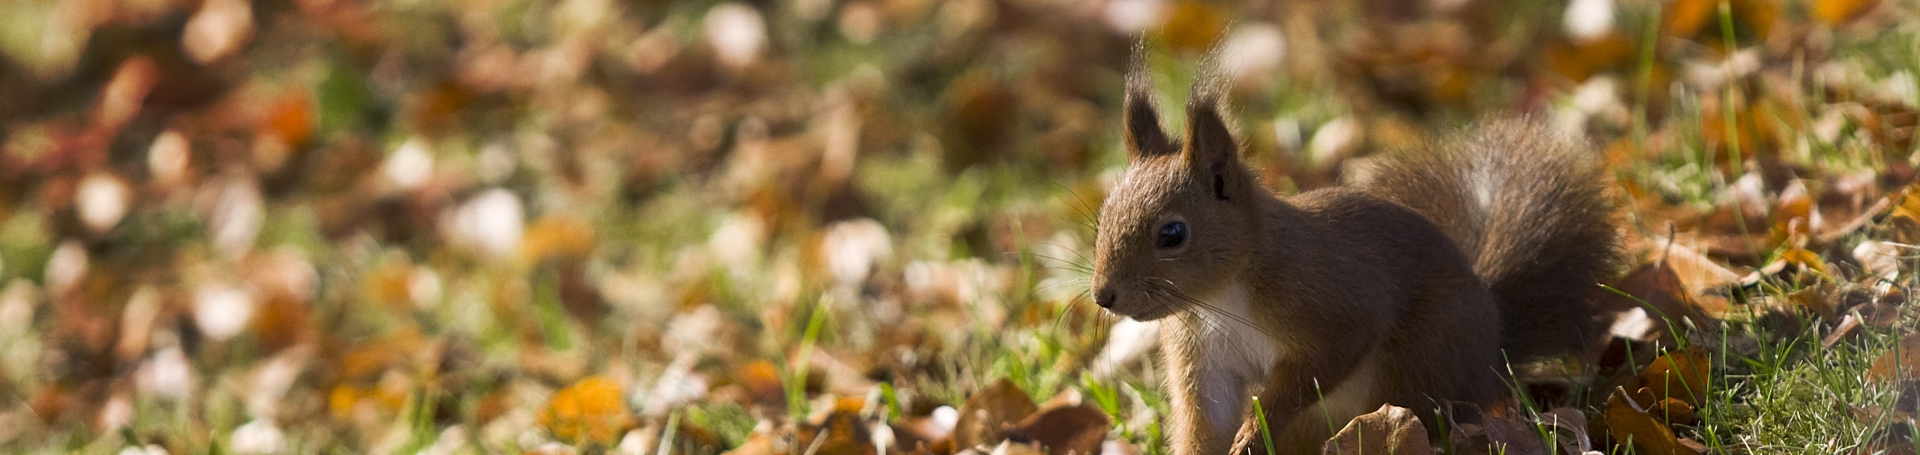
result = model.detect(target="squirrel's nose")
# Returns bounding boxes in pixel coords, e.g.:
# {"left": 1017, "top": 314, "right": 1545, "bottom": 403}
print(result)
{"left": 1094, "top": 288, "right": 1117, "bottom": 309}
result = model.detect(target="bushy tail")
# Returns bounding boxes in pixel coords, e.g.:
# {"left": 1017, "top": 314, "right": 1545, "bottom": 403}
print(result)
{"left": 1363, "top": 119, "right": 1622, "bottom": 361}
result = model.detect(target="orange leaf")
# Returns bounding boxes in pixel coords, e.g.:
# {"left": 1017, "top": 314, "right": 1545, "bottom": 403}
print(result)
{"left": 264, "top": 91, "right": 316, "bottom": 147}
{"left": 798, "top": 400, "right": 877, "bottom": 455}
{"left": 1812, "top": 0, "right": 1880, "bottom": 25}
{"left": 521, "top": 215, "right": 597, "bottom": 263}
{"left": 1636, "top": 348, "right": 1712, "bottom": 407}
{"left": 1602, "top": 388, "right": 1697, "bottom": 455}
{"left": 540, "top": 376, "right": 635, "bottom": 443}
{"left": 1662, "top": 0, "right": 1718, "bottom": 38}
{"left": 1161, "top": 1, "right": 1227, "bottom": 53}
{"left": 738, "top": 360, "right": 785, "bottom": 409}
{"left": 1649, "top": 397, "right": 1697, "bottom": 425}
{"left": 1546, "top": 34, "right": 1635, "bottom": 83}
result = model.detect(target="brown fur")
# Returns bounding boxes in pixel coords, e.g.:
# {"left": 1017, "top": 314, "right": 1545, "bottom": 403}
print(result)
{"left": 1091, "top": 73, "right": 1618, "bottom": 454}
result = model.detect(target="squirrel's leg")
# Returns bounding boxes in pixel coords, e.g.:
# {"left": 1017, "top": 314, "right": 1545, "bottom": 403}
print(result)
{"left": 1162, "top": 320, "right": 1243, "bottom": 455}
{"left": 1227, "top": 342, "right": 1380, "bottom": 455}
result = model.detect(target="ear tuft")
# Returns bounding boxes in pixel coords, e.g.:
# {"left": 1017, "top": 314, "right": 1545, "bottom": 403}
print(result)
{"left": 1124, "top": 45, "right": 1176, "bottom": 162}
{"left": 1185, "top": 89, "right": 1241, "bottom": 201}
{"left": 1183, "top": 96, "right": 1239, "bottom": 167}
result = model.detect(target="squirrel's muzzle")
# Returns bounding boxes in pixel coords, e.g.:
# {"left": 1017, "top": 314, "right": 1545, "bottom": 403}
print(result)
{"left": 1094, "top": 287, "right": 1117, "bottom": 309}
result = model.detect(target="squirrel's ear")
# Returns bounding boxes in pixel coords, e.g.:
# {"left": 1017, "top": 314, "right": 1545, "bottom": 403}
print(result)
{"left": 1184, "top": 97, "right": 1240, "bottom": 200}
{"left": 1124, "top": 80, "right": 1175, "bottom": 162}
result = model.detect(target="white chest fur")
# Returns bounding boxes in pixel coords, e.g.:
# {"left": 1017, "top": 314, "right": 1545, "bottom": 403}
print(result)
{"left": 1191, "top": 281, "right": 1282, "bottom": 436}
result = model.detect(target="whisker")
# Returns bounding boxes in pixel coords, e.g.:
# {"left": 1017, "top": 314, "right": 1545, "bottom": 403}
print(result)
{"left": 1056, "top": 182, "right": 1102, "bottom": 234}
{"left": 1142, "top": 284, "right": 1272, "bottom": 366}
{"left": 1034, "top": 242, "right": 1097, "bottom": 269}
{"left": 1053, "top": 288, "right": 1092, "bottom": 334}
{"left": 1033, "top": 277, "right": 1092, "bottom": 295}
{"left": 1023, "top": 252, "right": 1095, "bottom": 273}
{"left": 1143, "top": 277, "right": 1279, "bottom": 340}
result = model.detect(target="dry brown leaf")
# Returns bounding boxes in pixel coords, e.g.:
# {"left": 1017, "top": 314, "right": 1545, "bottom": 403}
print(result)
{"left": 1601, "top": 388, "right": 1697, "bottom": 455}
{"left": 1477, "top": 414, "right": 1547, "bottom": 455}
{"left": 1649, "top": 397, "right": 1697, "bottom": 425}
{"left": 1853, "top": 240, "right": 1908, "bottom": 281}
{"left": 1539, "top": 407, "right": 1592, "bottom": 454}
{"left": 1790, "top": 284, "right": 1842, "bottom": 321}
{"left": 1889, "top": 197, "right": 1920, "bottom": 246}
{"left": 1545, "top": 33, "right": 1634, "bottom": 83}
{"left": 521, "top": 215, "right": 597, "bottom": 263}
{"left": 1859, "top": 302, "right": 1905, "bottom": 329}
{"left": 1663, "top": 0, "right": 1778, "bottom": 44}
{"left": 262, "top": 90, "right": 316, "bottom": 148}
{"left": 737, "top": 360, "right": 785, "bottom": 410}
{"left": 1601, "top": 258, "right": 1710, "bottom": 340}
{"left": 1867, "top": 335, "right": 1920, "bottom": 386}
{"left": 1644, "top": 236, "right": 1743, "bottom": 315}
{"left": 894, "top": 406, "right": 958, "bottom": 450}
{"left": 1662, "top": 0, "right": 1719, "bottom": 38}
{"left": 1323, "top": 404, "right": 1433, "bottom": 455}
{"left": 1162, "top": 1, "right": 1227, "bottom": 53}
{"left": 1637, "top": 347, "right": 1712, "bottom": 407}
{"left": 1860, "top": 440, "right": 1918, "bottom": 455}
{"left": 795, "top": 397, "right": 878, "bottom": 455}
{"left": 953, "top": 379, "right": 1038, "bottom": 450}
{"left": 1824, "top": 313, "right": 1862, "bottom": 347}
{"left": 1009, "top": 403, "right": 1111, "bottom": 455}
{"left": 1762, "top": 247, "right": 1831, "bottom": 280}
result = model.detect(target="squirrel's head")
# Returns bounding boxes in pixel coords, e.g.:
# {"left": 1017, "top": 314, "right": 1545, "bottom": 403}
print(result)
{"left": 1089, "top": 75, "right": 1260, "bottom": 321}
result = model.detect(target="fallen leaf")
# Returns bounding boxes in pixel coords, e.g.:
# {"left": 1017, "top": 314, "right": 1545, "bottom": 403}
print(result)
{"left": 953, "top": 379, "right": 1038, "bottom": 450}
{"left": 521, "top": 215, "right": 597, "bottom": 263}
{"left": 1323, "top": 404, "right": 1433, "bottom": 455}
{"left": 1636, "top": 348, "right": 1712, "bottom": 407}
{"left": 1867, "top": 335, "right": 1920, "bottom": 386}
{"left": 1790, "top": 284, "right": 1842, "bottom": 321}
{"left": 540, "top": 376, "right": 635, "bottom": 444}
{"left": 1601, "top": 257, "right": 1711, "bottom": 341}
{"left": 797, "top": 399, "right": 877, "bottom": 455}
{"left": 1161, "top": 1, "right": 1227, "bottom": 53}
{"left": 1539, "top": 407, "right": 1593, "bottom": 454}
{"left": 1477, "top": 413, "right": 1547, "bottom": 455}
{"left": 1649, "top": 397, "right": 1697, "bottom": 425}
{"left": 1853, "top": 240, "right": 1908, "bottom": 282}
{"left": 1824, "top": 312, "right": 1864, "bottom": 347}
{"left": 1009, "top": 403, "right": 1111, "bottom": 455}
{"left": 1812, "top": 0, "right": 1881, "bottom": 25}
{"left": 737, "top": 360, "right": 785, "bottom": 410}
{"left": 1859, "top": 301, "right": 1905, "bottom": 329}
{"left": 1601, "top": 388, "right": 1696, "bottom": 455}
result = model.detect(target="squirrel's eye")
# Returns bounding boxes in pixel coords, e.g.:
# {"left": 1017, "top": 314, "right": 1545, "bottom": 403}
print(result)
{"left": 1155, "top": 221, "right": 1188, "bottom": 249}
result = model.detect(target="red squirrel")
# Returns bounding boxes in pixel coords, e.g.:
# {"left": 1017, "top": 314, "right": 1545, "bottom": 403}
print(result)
{"left": 1088, "top": 66, "right": 1620, "bottom": 455}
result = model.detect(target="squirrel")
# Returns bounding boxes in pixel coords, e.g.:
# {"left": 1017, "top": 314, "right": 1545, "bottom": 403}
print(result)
{"left": 1088, "top": 67, "right": 1620, "bottom": 455}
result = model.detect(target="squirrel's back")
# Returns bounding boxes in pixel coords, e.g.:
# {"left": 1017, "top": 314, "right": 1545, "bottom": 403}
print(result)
{"left": 1362, "top": 119, "right": 1621, "bottom": 361}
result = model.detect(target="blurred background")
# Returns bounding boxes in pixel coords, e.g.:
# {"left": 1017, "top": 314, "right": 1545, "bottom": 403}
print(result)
{"left": 0, "top": 0, "right": 1916, "bottom": 453}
